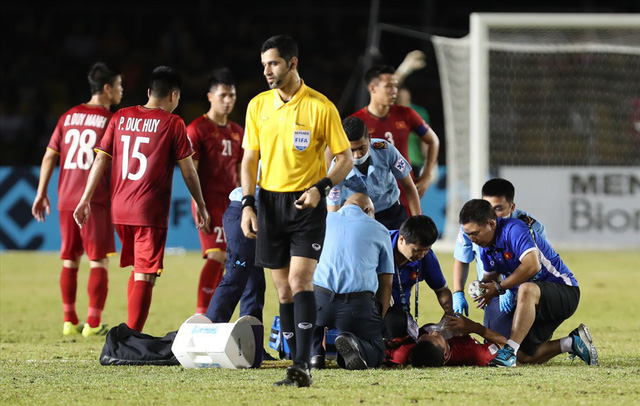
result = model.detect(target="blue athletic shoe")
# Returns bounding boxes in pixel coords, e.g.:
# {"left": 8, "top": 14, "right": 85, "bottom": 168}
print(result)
{"left": 569, "top": 324, "right": 598, "bottom": 366}
{"left": 488, "top": 344, "right": 517, "bottom": 367}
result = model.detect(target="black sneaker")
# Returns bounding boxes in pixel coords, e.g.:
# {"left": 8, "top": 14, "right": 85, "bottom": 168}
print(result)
{"left": 335, "top": 333, "right": 368, "bottom": 370}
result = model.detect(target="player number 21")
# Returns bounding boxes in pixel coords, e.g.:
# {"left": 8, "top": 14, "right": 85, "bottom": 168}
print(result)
{"left": 63, "top": 128, "right": 97, "bottom": 170}
{"left": 221, "top": 139, "right": 232, "bottom": 156}
{"left": 120, "top": 135, "right": 150, "bottom": 181}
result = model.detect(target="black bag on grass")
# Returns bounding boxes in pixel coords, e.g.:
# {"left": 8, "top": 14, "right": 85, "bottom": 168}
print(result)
{"left": 100, "top": 323, "right": 179, "bottom": 366}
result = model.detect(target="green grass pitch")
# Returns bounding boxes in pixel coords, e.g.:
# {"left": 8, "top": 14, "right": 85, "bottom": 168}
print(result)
{"left": 1, "top": 249, "right": 639, "bottom": 405}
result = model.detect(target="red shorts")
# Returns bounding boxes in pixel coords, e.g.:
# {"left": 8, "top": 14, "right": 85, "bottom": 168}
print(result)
{"left": 115, "top": 224, "right": 167, "bottom": 275}
{"left": 192, "top": 193, "right": 228, "bottom": 258}
{"left": 59, "top": 207, "right": 115, "bottom": 261}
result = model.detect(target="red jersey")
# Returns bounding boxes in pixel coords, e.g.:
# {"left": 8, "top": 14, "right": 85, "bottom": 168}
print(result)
{"left": 446, "top": 335, "right": 498, "bottom": 367}
{"left": 47, "top": 104, "right": 113, "bottom": 210}
{"left": 186, "top": 115, "right": 243, "bottom": 197}
{"left": 385, "top": 334, "right": 498, "bottom": 367}
{"left": 97, "top": 106, "right": 194, "bottom": 228}
{"left": 351, "top": 105, "right": 429, "bottom": 161}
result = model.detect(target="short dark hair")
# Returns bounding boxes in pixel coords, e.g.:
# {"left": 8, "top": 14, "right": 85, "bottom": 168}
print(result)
{"left": 149, "top": 66, "right": 182, "bottom": 98}
{"left": 364, "top": 65, "right": 395, "bottom": 86}
{"left": 342, "top": 116, "right": 369, "bottom": 142}
{"left": 459, "top": 199, "right": 496, "bottom": 225}
{"left": 260, "top": 35, "right": 298, "bottom": 63}
{"left": 208, "top": 68, "right": 235, "bottom": 91}
{"left": 399, "top": 215, "right": 439, "bottom": 247}
{"left": 482, "top": 178, "right": 515, "bottom": 202}
{"left": 410, "top": 341, "right": 445, "bottom": 368}
{"left": 87, "top": 62, "right": 120, "bottom": 95}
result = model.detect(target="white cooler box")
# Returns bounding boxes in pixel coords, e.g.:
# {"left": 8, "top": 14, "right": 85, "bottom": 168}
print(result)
{"left": 172, "top": 314, "right": 263, "bottom": 369}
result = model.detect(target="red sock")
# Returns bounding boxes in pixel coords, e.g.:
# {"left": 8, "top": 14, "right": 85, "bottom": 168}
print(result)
{"left": 86, "top": 267, "right": 108, "bottom": 328}
{"left": 127, "top": 271, "right": 135, "bottom": 300}
{"left": 127, "top": 280, "right": 154, "bottom": 332}
{"left": 196, "top": 259, "right": 224, "bottom": 314}
{"left": 60, "top": 266, "right": 79, "bottom": 324}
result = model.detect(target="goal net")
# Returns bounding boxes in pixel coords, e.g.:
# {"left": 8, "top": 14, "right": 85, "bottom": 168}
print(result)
{"left": 433, "top": 14, "right": 640, "bottom": 247}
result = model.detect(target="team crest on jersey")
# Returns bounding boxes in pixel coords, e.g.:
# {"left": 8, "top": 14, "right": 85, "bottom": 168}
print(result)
{"left": 504, "top": 251, "right": 513, "bottom": 260}
{"left": 373, "top": 141, "right": 386, "bottom": 149}
{"left": 293, "top": 130, "right": 311, "bottom": 151}
{"left": 231, "top": 132, "right": 241, "bottom": 141}
{"left": 394, "top": 158, "right": 407, "bottom": 172}
{"left": 395, "top": 121, "right": 407, "bottom": 129}
{"left": 211, "top": 132, "right": 219, "bottom": 138}
{"left": 328, "top": 188, "right": 341, "bottom": 201}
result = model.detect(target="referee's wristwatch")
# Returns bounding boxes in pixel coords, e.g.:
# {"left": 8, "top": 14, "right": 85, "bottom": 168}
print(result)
{"left": 495, "top": 281, "right": 506, "bottom": 295}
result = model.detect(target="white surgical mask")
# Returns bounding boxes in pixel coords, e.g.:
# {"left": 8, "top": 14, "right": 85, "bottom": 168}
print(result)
{"left": 353, "top": 148, "right": 371, "bottom": 165}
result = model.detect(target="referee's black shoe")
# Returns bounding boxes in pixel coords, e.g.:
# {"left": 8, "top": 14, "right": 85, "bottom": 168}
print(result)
{"left": 335, "top": 333, "right": 368, "bottom": 370}
{"left": 273, "top": 362, "right": 313, "bottom": 387}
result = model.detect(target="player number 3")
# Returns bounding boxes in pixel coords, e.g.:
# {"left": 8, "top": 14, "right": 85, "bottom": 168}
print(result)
{"left": 120, "top": 135, "right": 150, "bottom": 181}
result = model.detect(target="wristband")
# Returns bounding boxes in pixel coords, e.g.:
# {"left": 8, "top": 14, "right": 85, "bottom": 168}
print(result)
{"left": 313, "top": 177, "right": 333, "bottom": 198}
{"left": 495, "top": 281, "right": 506, "bottom": 295}
{"left": 241, "top": 195, "right": 256, "bottom": 210}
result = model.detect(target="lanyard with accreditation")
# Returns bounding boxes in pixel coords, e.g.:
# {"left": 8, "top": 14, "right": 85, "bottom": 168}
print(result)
{"left": 395, "top": 265, "right": 420, "bottom": 341}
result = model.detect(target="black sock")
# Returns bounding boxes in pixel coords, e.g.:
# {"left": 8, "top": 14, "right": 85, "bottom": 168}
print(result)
{"left": 293, "top": 291, "right": 316, "bottom": 367}
{"left": 279, "top": 302, "right": 296, "bottom": 360}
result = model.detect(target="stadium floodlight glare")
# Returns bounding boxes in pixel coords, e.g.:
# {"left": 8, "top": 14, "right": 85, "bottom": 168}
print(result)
{"left": 433, "top": 13, "right": 640, "bottom": 242}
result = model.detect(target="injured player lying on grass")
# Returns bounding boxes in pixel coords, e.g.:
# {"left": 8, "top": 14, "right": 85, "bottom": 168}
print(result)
{"left": 384, "top": 314, "right": 597, "bottom": 367}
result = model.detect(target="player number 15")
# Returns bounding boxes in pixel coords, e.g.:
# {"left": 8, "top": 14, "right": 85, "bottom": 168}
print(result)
{"left": 120, "top": 135, "right": 150, "bottom": 181}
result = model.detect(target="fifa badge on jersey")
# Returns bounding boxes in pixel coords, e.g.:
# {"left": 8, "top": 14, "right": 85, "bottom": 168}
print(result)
{"left": 394, "top": 158, "right": 407, "bottom": 172}
{"left": 293, "top": 130, "right": 311, "bottom": 151}
{"left": 504, "top": 251, "right": 513, "bottom": 260}
{"left": 373, "top": 141, "right": 386, "bottom": 149}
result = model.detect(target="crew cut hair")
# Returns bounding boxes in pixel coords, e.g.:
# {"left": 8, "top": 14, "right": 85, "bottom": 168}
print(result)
{"left": 482, "top": 178, "right": 516, "bottom": 202}
{"left": 149, "top": 66, "right": 182, "bottom": 98}
{"left": 410, "top": 341, "right": 445, "bottom": 368}
{"left": 364, "top": 65, "right": 395, "bottom": 85}
{"left": 459, "top": 199, "right": 497, "bottom": 225}
{"left": 399, "top": 215, "right": 439, "bottom": 247}
{"left": 87, "top": 62, "right": 120, "bottom": 95}
{"left": 260, "top": 35, "right": 298, "bottom": 63}
{"left": 342, "top": 116, "right": 369, "bottom": 142}
{"left": 208, "top": 67, "right": 235, "bottom": 90}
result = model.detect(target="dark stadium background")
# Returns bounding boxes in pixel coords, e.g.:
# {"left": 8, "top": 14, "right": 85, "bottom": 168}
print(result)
{"left": 1, "top": 0, "right": 638, "bottom": 167}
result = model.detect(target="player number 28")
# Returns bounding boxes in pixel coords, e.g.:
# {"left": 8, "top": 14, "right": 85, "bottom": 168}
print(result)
{"left": 120, "top": 135, "right": 150, "bottom": 181}
{"left": 63, "top": 128, "right": 97, "bottom": 170}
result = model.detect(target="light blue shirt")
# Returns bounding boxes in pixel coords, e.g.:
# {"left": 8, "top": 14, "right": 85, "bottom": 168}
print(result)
{"left": 326, "top": 139, "right": 411, "bottom": 212}
{"left": 454, "top": 208, "right": 547, "bottom": 280}
{"left": 228, "top": 186, "right": 260, "bottom": 203}
{"left": 313, "top": 204, "right": 394, "bottom": 293}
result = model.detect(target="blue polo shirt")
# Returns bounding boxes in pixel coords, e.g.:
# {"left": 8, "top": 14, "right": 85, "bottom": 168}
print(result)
{"left": 479, "top": 217, "right": 578, "bottom": 287}
{"left": 327, "top": 139, "right": 411, "bottom": 212}
{"left": 454, "top": 208, "right": 547, "bottom": 280}
{"left": 389, "top": 230, "right": 448, "bottom": 305}
{"left": 313, "top": 204, "right": 394, "bottom": 294}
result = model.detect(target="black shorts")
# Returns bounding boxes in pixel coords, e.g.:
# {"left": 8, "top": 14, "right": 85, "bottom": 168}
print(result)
{"left": 255, "top": 189, "right": 327, "bottom": 269}
{"left": 374, "top": 200, "right": 408, "bottom": 231}
{"left": 520, "top": 281, "right": 580, "bottom": 356}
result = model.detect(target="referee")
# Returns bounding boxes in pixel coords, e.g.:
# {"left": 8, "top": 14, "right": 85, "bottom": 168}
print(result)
{"left": 241, "top": 35, "right": 352, "bottom": 387}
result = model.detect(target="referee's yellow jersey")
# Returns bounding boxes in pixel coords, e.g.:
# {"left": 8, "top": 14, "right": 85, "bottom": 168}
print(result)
{"left": 243, "top": 81, "right": 350, "bottom": 192}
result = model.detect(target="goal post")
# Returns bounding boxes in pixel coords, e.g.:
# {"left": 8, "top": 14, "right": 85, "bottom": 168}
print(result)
{"left": 434, "top": 13, "right": 640, "bottom": 248}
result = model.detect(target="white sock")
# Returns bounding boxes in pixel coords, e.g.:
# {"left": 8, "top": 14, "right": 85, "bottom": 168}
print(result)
{"left": 506, "top": 339, "right": 520, "bottom": 353}
{"left": 560, "top": 336, "right": 573, "bottom": 353}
